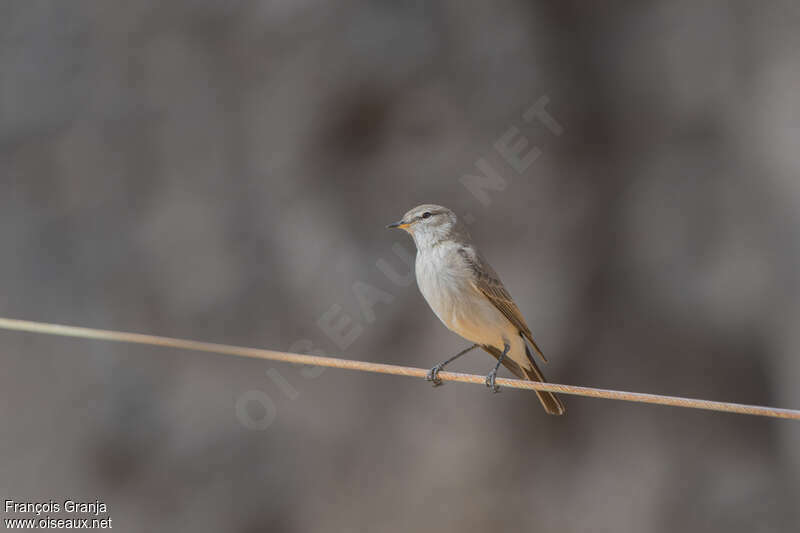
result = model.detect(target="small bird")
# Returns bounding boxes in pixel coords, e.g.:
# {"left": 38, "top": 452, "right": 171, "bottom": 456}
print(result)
{"left": 387, "top": 204, "right": 565, "bottom": 415}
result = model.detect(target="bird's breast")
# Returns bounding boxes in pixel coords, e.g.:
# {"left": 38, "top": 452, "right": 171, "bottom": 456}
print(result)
{"left": 415, "top": 246, "right": 504, "bottom": 345}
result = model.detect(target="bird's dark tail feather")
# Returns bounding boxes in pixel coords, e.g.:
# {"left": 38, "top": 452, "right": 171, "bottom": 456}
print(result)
{"left": 480, "top": 344, "right": 566, "bottom": 416}
{"left": 523, "top": 343, "right": 566, "bottom": 416}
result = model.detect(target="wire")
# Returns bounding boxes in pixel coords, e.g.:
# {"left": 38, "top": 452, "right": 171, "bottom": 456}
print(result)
{"left": 0, "top": 316, "right": 798, "bottom": 420}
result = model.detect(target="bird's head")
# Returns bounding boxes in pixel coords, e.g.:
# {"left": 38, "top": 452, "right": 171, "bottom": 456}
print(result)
{"left": 386, "top": 204, "right": 466, "bottom": 249}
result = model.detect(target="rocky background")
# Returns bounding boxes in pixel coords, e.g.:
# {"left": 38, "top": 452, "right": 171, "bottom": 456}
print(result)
{"left": 2, "top": 1, "right": 799, "bottom": 531}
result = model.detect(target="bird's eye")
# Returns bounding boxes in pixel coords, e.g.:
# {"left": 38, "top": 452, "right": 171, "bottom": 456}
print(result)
{"left": 422, "top": 212, "right": 432, "bottom": 219}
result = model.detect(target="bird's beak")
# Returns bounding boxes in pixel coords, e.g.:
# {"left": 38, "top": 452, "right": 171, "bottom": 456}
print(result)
{"left": 386, "top": 220, "right": 409, "bottom": 229}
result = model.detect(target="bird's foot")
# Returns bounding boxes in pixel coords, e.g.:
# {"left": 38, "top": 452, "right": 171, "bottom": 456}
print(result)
{"left": 485, "top": 369, "right": 500, "bottom": 393}
{"left": 426, "top": 365, "right": 444, "bottom": 386}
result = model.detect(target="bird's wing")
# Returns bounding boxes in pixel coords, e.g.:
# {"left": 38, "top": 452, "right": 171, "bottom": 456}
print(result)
{"left": 458, "top": 246, "right": 548, "bottom": 363}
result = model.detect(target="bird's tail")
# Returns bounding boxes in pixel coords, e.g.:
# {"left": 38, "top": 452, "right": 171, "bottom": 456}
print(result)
{"left": 481, "top": 343, "right": 566, "bottom": 416}
{"left": 523, "top": 343, "right": 566, "bottom": 416}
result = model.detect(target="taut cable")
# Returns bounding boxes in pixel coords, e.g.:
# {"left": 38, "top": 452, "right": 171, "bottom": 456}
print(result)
{"left": 0, "top": 317, "right": 798, "bottom": 420}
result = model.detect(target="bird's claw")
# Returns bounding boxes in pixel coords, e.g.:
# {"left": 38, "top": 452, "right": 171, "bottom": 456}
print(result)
{"left": 426, "top": 365, "right": 444, "bottom": 386}
{"left": 485, "top": 370, "right": 500, "bottom": 393}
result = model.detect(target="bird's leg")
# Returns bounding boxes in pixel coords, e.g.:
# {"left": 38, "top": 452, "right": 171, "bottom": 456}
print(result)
{"left": 427, "top": 344, "right": 479, "bottom": 386}
{"left": 485, "top": 343, "right": 510, "bottom": 393}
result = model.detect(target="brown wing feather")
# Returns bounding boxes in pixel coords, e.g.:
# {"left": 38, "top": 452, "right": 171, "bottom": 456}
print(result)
{"left": 458, "top": 247, "right": 548, "bottom": 363}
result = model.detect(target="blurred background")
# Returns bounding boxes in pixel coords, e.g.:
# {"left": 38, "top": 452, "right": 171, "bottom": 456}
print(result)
{"left": 2, "top": 1, "right": 800, "bottom": 531}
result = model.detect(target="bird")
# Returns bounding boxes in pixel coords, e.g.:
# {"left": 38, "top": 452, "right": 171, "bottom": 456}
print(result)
{"left": 387, "top": 204, "right": 565, "bottom": 415}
